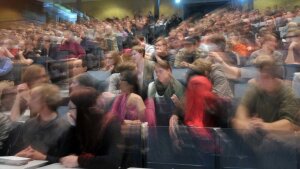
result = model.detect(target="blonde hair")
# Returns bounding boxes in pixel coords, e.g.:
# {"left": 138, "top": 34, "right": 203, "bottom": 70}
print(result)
{"left": 192, "top": 58, "right": 213, "bottom": 73}
{"left": 31, "top": 84, "right": 62, "bottom": 111}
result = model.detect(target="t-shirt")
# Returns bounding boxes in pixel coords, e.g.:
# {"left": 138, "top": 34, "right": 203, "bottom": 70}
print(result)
{"left": 240, "top": 83, "right": 300, "bottom": 125}
{"left": 11, "top": 116, "right": 73, "bottom": 163}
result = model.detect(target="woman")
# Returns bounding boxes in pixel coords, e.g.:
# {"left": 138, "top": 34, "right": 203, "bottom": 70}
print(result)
{"left": 184, "top": 76, "right": 219, "bottom": 128}
{"left": 147, "top": 60, "right": 185, "bottom": 126}
{"left": 110, "top": 70, "right": 145, "bottom": 125}
{"left": 60, "top": 87, "right": 123, "bottom": 169}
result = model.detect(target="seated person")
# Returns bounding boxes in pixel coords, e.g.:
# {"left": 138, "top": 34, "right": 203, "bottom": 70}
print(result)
{"left": 151, "top": 37, "right": 175, "bottom": 67}
{"left": 232, "top": 57, "right": 300, "bottom": 133}
{"left": 0, "top": 113, "right": 11, "bottom": 155}
{"left": 183, "top": 76, "right": 227, "bottom": 138}
{"left": 285, "top": 30, "right": 300, "bottom": 64}
{"left": 10, "top": 64, "right": 50, "bottom": 121}
{"left": 190, "top": 58, "right": 233, "bottom": 98}
{"left": 147, "top": 60, "right": 185, "bottom": 126}
{"left": 68, "top": 58, "right": 87, "bottom": 78}
{"left": 101, "top": 51, "right": 122, "bottom": 74}
{"left": 174, "top": 37, "right": 205, "bottom": 68}
{"left": 110, "top": 70, "right": 146, "bottom": 125}
{"left": 12, "top": 84, "right": 73, "bottom": 163}
{"left": 59, "top": 31, "right": 86, "bottom": 59}
{"left": 60, "top": 87, "right": 123, "bottom": 169}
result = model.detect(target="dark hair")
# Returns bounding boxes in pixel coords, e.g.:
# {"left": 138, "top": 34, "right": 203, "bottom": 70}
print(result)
{"left": 70, "top": 87, "right": 102, "bottom": 151}
{"left": 73, "top": 74, "right": 98, "bottom": 90}
{"left": 155, "top": 60, "right": 172, "bottom": 72}
{"left": 120, "top": 70, "right": 140, "bottom": 94}
{"left": 207, "top": 34, "right": 226, "bottom": 52}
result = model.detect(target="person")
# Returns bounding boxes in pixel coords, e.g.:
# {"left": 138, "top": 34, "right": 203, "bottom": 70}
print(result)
{"left": 101, "top": 51, "right": 121, "bottom": 74}
{"left": 110, "top": 70, "right": 145, "bottom": 125}
{"left": 68, "top": 58, "right": 87, "bottom": 78}
{"left": 10, "top": 64, "right": 50, "bottom": 121}
{"left": 131, "top": 45, "right": 155, "bottom": 98}
{"left": 147, "top": 60, "right": 185, "bottom": 126}
{"left": 247, "top": 33, "right": 284, "bottom": 66}
{"left": 60, "top": 87, "right": 123, "bottom": 169}
{"left": 285, "top": 30, "right": 300, "bottom": 64}
{"left": 151, "top": 37, "right": 175, "bottom": 67}
{"left": 184, "top": 76, "right": 227, "bottom": 129}
{"left": 59, "top": 30, "right": 86, "bottom": 59}
{"left": 232, "top": 56, "right": 300, "bottom": 133}
{"left": 12, "top": 84, "right": 73, "bottom": 163}
{"left": 190, "top": 58, "right": 233, "bottom": 98}
{"left": 0, "top": 113, "right": 11, "bottom": 155}
{"left": 174, "top": 37, "right": 205, "bottom": 68}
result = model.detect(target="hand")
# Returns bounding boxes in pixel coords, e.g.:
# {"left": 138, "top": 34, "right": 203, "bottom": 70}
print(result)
{"left": 180, "top": 61, "right": 190, "bottom": 68}
{"left": 60, "top": 155, "right": 79, "bottom": 168}
{"left": 16, "top": 146, "right": 46, "bottom": 160}
{"left": 16, "top": 146, "right": 33, "bottom": 158}
{"left": 169, "top": 115, "right": 179, "bottom": 138}
{"left": 170, "top": 94, "right": 181, "bottom": 108}
{"left": 208, "top": 52, "right": 224, "bottom": 64}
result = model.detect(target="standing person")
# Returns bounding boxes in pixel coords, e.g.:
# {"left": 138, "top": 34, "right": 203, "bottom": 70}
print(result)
{"left": 60, "top": 87, "right": 123, "bottom": 169}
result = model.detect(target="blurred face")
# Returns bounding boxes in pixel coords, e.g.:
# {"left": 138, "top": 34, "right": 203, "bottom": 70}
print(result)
{"left": 69, "top": 59, "right": 86, "bottom": 77}
{"left": 155, "top": 66, "right": 171, "bottom": 84}
{"left": 257, "top": 72, "right": 278, "bottom": 93}
{"left": 28, "top": 90, "right": 44, "bottom": 115}
{"left": 105, "top": 53, "right": 115, "bottom": 66}
{"left": 68, "top": 101, "right": 77, "bottom": 124}
{"left": 119, "top": 79, "right": 132, "bottom": 94}
{"left": 184, "top": 43, "right": 197, "bottom": 53}
{"left": 70, "top": 78, "right": 80, "bottom": 92}
{"left": 31, "top": 69, "right": 49, "bottom": 87}
{"left": 131, "top": 50, "right": 143, "bottom": 63}
{"left": 155, "top": 41, "right": 168, "bottom": 56}
{"left": 264, "top": 38, "right": 278, "bottom": 51}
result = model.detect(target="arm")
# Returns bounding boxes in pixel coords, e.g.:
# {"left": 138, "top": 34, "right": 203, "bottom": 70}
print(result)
{"left": 77, "top": 120, "right": 123, "bottom": 169}
{"left": 285, "top": 41, "right": 297, "bottom": 64}
{"left": 174, "top": 51, "right": 183, "bottom": 67}
{"left": 209, "top": 52, "right": 241, "bottom": 79}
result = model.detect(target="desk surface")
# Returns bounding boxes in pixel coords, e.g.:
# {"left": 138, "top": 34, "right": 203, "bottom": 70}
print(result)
{"left": 37, "top": 163, "right": 82, "bottom": 169}
{"left": 0, "top": 160, "right": 47, "bottom": 169}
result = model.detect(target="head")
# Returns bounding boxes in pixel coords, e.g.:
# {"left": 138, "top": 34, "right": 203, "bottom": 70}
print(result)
{"left": 155, "top": 37, "right": 169, "bottom": 57}
{"left": 68, "top": 59, "right": 87, "bottom": 77}
{"left": 131, "top": 45, "right": 145, "bottom": 63}
{"left": 119, "top": 70, "right": 140, "bottom": 94}
{"left": 28, "top": 84, "right": 61, "bottom": 115}
{"left": 183, "top": 37, "right": 198, "bottom": 54}
{"left": 105, "top": 51, "right": 121, "bottom": 67}
{"left": 22, "top": 64, "right": 49, "bottom": 88}
{"left": 261, "top": 34, "right": 278, "bottom": 51}
{"left": 205, "top": 34, "right": 226, "bottom": 52}
{"left": 155, "top": 60, "right": 172, "bottom": 85}
{"left": 63, "top": 30, "right": 74, "bottom": 42}
{"left": 255, "top": 55, "right": 281, "bottom": 93}
{"left": 70, "top": 73, "right": 97, "bottom": 92}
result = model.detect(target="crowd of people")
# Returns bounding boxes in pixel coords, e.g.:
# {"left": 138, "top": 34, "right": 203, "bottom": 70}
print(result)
{"left": 0, "top": 4, "right": 300, "bottom": 169}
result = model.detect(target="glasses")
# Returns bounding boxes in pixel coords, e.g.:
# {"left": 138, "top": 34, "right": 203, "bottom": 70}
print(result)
{"left": 155, "top": 43, "right": 167, "bottom": 47}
